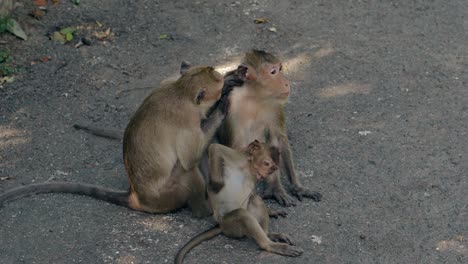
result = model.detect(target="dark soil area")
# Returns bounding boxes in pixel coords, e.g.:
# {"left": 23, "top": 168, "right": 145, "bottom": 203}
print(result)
{"left": 0, "top": 0, "right": 466, "bottom": 263}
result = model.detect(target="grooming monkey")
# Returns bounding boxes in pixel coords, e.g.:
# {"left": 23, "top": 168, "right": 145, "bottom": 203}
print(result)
{"left": 175, "top": 140, "right": 303, "bottom": 264}
{"left": 216, "top": 50, "right": 321, "bottom": 206}
{"left": 73, "top": 62, "right": 218, "bottom": 140}
{"left": 1, "top": 65, "right": 227, "bottom": 218}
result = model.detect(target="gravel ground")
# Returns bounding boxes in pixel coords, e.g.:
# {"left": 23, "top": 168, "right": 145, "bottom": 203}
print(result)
{"left": 0, "top": 1, "right": 466, "bottom": 263}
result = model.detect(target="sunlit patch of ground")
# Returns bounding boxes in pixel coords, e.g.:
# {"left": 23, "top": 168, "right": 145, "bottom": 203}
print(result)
{"left": 116, "top": 254, "right": 137, "bottom": 264}
{"left": 0, "top": 126, "right": 30, "bottom": 150}
{"left": 436, "top": 236, "right": 467, "bottom": 254}
{"left": 137, "top": 215, "right": 174, "bottom": 232}
{"left": 317, "top": 83, "right": 371, "bottom": 98}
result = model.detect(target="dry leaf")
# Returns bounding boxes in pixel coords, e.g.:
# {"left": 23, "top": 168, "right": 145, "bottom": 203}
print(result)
{"left": 93, "top": 28, "right": 114, "bottom": 41}
{"left": 40, "top": 56, "right": 51, "bottom": 62}
{"left": 0, "top": 176, "right": 15, "bottom": 181}
{"left": 33, "top": 0, "right": 47, "bottom": 6}
{"left": 6, "top": 19, "right": 28, "bottom": 40}
{"left": 254, "top": 17, "right": 269, "bottom": 24}
{"left": 267, "top": 27, "right": 277, "bottom": 32}
{"left": 30, "top": 8, "right": 45, "bottom": 19}
{"left": 53, "top": 0, "right": 60, "bottom": 5}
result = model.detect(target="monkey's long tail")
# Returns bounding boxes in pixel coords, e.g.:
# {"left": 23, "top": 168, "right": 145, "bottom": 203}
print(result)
{"left": 73, "top": 123, "right": 123, "bottom": 140}
{"left": 0, "top": 182, "right": 129, "bottom": 208}
{"left": 175, "top": 225, "right": 222, "bottom": 264}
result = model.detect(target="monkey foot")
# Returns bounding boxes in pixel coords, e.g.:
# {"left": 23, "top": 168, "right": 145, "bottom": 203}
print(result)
{"left": 268, "top": 208, "right": 288, "bottom": 219}
{"left": 268, "top": 233, "right": 294, "bottom": 245}
{"left": 290, "top": 185, "right": 322, "bottom": 202}
{"left": 261, "top": 188, "right": 296, "bottom": 207}
{"left": 267, "top": 243, "right": 303, "bottom": 257}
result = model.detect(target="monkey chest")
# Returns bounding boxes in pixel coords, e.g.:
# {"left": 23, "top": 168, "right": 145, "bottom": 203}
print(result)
{"left": 211, "top": 169, "right": 254, "bottom": 221}
{"left": 229, "top": 107, "right": 279, "bottom": 149}
{"left": 233, "top": 122, "right": 280, "bottom": 149}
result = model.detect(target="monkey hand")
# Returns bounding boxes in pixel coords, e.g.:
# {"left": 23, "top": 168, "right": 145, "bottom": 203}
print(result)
{"left": 269, "top": 208, "right": 288, "bottom": 219}
{"left": 209, "top": 180, "right": 224, "bottom": 193}
{"left": 262, "top": 187, "right": 296, "bottom": 207}
{"left": 222, "top": 74, "right": 244, "bottom": 96}
{"left": 290, "top": 185, "right": 322, "bottom": 202}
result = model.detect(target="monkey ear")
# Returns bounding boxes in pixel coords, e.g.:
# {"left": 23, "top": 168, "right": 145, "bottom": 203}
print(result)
{"left": 195, "top": 89, "right": 206, "bottom": 105}
{"left": 247, "top": 140, "right": 261, "bottom": 156}
{"left": 237, "top": 65, "right": 256, "bottom": 81}
{"left": 180, "top": 61, "right": 192, "bottom": 74}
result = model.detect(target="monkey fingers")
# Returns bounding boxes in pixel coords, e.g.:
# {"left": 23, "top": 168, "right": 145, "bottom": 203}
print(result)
{"left": 261, "top": 187, "right": 296, "bottom": 207}
{"left": 268, "top": 232, "right": 294, "bottom": 245}
{"left": 268, "top": 208, "right": 288, "bottom": 219}
{"left": 290, "top": 185, "right": 322, "bottom": 202}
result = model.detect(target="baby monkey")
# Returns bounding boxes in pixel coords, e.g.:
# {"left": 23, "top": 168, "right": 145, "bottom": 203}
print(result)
{"left": 175, "top": 140, "right": 303, "bottom": 263}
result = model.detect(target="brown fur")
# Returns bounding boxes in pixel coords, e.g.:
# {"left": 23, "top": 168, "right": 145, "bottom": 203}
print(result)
{"left": 217, "top": 50, "right": 322, "bottom": 206}
{"left": 175, "top": 141, "right": 302, "bottom": 263}
{"left": 1, "top": 66, "right": 226, "bottom": 218}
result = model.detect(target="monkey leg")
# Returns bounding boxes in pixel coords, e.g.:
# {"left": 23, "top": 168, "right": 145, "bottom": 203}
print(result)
{"left": 130, "top": 167, "right": 209, "bottom": 217}
{"left": 279, "top": 137, "right": 322, "bottom": 202}
{"left": 220, "top": 208, "right": 303, "bottom": 257}
{"left": 262, "top": 171, "right": 297, "bottom": 207}
{"left": 185, "top": 168, "right": 212, "bottom": 218}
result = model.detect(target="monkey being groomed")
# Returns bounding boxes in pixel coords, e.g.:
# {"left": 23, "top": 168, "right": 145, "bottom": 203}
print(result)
{"left": 0, "top": 65, "right": 229, "bottom": 218}
{"left": 175, "top": 140, "right": 303, "bottom": 264}
{"left": 214, "top": 50, "right": 322, "bottom": 206}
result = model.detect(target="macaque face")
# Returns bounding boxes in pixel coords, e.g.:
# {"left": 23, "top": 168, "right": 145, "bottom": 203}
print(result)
{"left": 257, "top": 62, "right": 290, "bottom": 100}
{"left": 246, "top": 140, "right": 279, "bottom": 180}
{"left": 253, "top": 156, "right": 278, "bottom": 180}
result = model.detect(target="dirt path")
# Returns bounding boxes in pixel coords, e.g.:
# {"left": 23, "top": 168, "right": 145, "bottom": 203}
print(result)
{"left": 0, "top": 1, "right": 466, "bottom": 263}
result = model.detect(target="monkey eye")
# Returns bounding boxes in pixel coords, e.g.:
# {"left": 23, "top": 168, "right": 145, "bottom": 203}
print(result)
{"left": 270, "top": 68, "right": 277, "bottom": 75}
{"left": 263, "top": 160, "right": 271, "bottom": 166}
{"left": 279, "top": 65, "right": 283, "bottom": 71}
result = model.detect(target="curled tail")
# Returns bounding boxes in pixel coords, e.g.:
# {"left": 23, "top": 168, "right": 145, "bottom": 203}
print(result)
{"left": 73, "top": 123, "right": 123, "bottom": 140}
{"left": 175, "top": 225, "right": 222, "bottom": 264}
{"left": 0, "top": 182, "right": 129, "bottom": 208}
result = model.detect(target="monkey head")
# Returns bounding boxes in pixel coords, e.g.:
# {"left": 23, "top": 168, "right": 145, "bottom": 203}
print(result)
{"left": 238, "top": 50, "right": 291, "bottom": 103}
{"left": 177, "top": 65, "right": 224, "bottom": 114}
{"left": 246, "top": 140, "right": 280, "bottom": 180}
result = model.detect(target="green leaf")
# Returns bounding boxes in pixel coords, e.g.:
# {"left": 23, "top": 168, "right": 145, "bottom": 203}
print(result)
{"left": 71, "top": 0, "right": 80, "bottom": 5}
{"left": 0, "top": 19, "right": 6, "bottom": 33}
{"left": 6, "top": 19, "right": 27, "bottom": 40}
{"left": 159, "top": 34, "right": 168, "bottom": 39}
{"left": 65, "top": 32, "right": 73, "bottom": 41}
{"left": 60, "top": 27, "right": 76, "bottom": 35}
{"left": 51, "top": 31, "right": 66, "bottom": 44}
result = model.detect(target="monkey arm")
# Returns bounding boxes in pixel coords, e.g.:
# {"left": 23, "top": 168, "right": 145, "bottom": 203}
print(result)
{"left": 208, "top": 143, "right": 242, "bottom": 193}
{"left": 201, "top": 73, "right": 243, "bottom": 134}
{"left": 279, "top": 136, "right": 322, "bottom": 202}
{"left": 201, "top": 110, "right": 224, "bottom": 137}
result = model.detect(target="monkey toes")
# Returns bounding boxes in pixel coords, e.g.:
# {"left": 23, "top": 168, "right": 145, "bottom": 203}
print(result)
{"left": 291, "top": 186, "right": 322, "bottom": 202}
{"left": 268, "top": 243, "right": 304, "bottom": 257}
{"left": 268, "top": 232, "right": 294, "bottom": 245}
